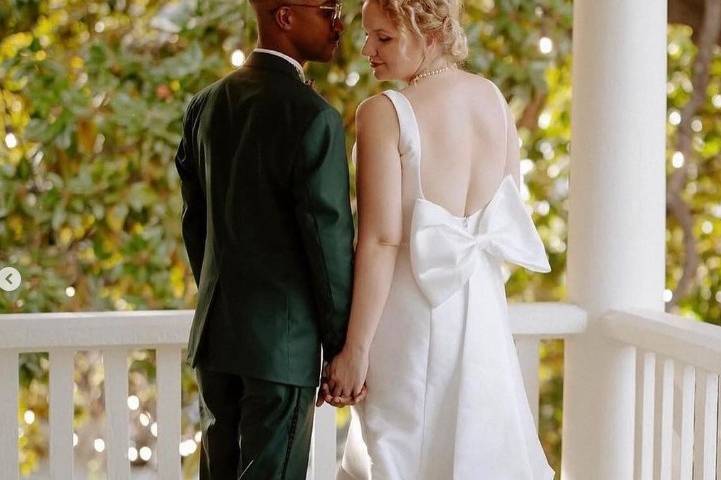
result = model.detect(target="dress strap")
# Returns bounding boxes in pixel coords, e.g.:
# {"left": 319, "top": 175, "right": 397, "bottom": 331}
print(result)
{"left": 382, "top": 90, "right": 421, "bottom": 157}
{"left": 485, "top": 79, "right": 509, "bottom": 159}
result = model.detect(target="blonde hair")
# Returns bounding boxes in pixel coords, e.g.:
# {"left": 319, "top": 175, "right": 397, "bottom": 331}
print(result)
{"left": 373, "top": 0, "right": 468, "bottom": 63}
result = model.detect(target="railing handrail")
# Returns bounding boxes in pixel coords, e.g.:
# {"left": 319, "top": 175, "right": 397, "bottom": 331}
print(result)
{"left": 602, "top": 308, "right": 721, "bottom": 372}
{"left": 509, "top": 302, "right": 587, "bottom": 336}
{"left": 0, "top": 302, "right": 587, "bottom": 351}
{"left": 0, "top": 309, "right": 193, "bottom": 350}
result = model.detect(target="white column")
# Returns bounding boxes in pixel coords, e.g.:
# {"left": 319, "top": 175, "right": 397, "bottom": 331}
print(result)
{"left": 563, "top": 0, "right": 667, "bottom": 477}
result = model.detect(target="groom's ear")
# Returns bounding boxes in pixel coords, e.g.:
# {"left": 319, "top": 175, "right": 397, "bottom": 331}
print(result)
{"left": 274, "top": 6, "right": 294, "bottom": 31}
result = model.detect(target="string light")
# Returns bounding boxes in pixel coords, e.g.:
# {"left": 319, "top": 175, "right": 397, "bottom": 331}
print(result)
{"left": 24, "top": 410, "right": 35, "bottom": 424}
{"left": 5, "top": 133, "right": 17, "bottom": 149}
{"left": 94, "top": 438, "right": 105, "bottom": 453}
{"left": 539, "top": 37, "right": 553, "bottom": 54}
{"left": 127, "top": 395, "right": 139, "bottom": 410}
{"left": 139, "top": 446, "right": 152, "bottom": 461}
{"left": 231, "top": 50, "right": 245, "bottom": 67}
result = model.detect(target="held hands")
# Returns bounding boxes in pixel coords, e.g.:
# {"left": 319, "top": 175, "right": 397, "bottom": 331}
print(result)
{"left": 316, "top": 381, "right": 367, "bottom": 407}
{"left": 315, "top": 345, "right": 370, "bottom": 408}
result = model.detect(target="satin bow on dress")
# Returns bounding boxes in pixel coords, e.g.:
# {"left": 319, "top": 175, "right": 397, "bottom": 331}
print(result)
{"left": 409, "top": 174, "right": 555, "bottom": 479}
{"left": 411, "top": 174, "right": 550, "bottom": 307}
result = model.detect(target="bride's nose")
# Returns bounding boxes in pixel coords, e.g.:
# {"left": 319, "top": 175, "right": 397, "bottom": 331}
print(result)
{"left": 361, "top": 37, "right": 373, "bottom": 57}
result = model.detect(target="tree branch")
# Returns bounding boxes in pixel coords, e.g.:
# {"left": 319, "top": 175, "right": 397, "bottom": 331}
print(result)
{"left": 666, "top": 0, "right": 721, "bottom": 309}
{"left": 669, "top": 0, "right": 721, "bottom": 46}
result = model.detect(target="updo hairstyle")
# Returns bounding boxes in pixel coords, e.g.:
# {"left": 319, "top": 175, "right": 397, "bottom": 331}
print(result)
{"left": 373, "top": 0, "right": 468, "bottom": 63}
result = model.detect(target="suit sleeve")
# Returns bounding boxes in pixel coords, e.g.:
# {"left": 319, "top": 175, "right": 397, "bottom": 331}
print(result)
{"left": 292, "top": 108, "right": 355, "bottom": 363}
{"left": 175, "top": 95, "right": 207, "bottom": 287}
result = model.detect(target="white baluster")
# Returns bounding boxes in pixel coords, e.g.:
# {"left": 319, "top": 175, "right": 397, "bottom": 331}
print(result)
{"left": 640, "top": 351, "right": 656, "bottom": 480}
{"left": 702, "top": 373, "right": 718, "bottom": 480}
{"left": 679, "top": 364, "right": 695, "bottom": 480}
{"left": 717, "top": 376, "right": 721, "bottom": 480}
{"left": 660, "top": 357, "right": 674, "bottom": 480}
{"left": 0, "top": 350, "right": 18, "bottom": 480}
{"left": 103, "top": 348, "right": 130, "bottom": 480}
{"left": 156, "top": 346, "right": 181, "bottom": 479}
{"left": 515, "top": 337, "right": 541, "bottom": 428}
{"left": 49, "top": 349, "right": 75, "bottom": 479}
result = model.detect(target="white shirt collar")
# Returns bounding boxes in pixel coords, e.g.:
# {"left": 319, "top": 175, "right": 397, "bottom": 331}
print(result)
{"left": 253, "top": 48, "right": 305, "bottom": 81}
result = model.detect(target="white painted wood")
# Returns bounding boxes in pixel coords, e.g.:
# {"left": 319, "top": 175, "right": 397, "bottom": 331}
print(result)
{"left": 8, "top": 302, "right": 721, "bottom": 480}
{"left": 564, "top": 0, "right": 667, "bottom": 476}
{"left": 49, "top": 349, "right": 75, "bottom": 480}
{"left": 633, "top": 347, "right": 644, "bottom": 480}
{"left": 0, "top": 310, "right": 193, "bottom": 350}
{"left": 0, "top": 350, "right": 18, "bottom": 480}
{"left": 602, "top": 309, "right": 721, "bottom": 372}
{"left": 660, "top": 358, "right": 674, "bottom": 480}
{"left": 103, "top": 348, "right": 129, "bottom": 480}
{"left": 156, "top": 346, "right": 182, "bottom": 480}
{"left": 0, "top": 304, "right": 587, "bottom": 351}
{"left": 311, "top": 404, "right": 336, "bottom": 480}
{"left": 0, "top": 306, "right": 586, "bottom": 480}
{"left": 515, "top": 337, "right": 541, "bottom": 428}
{"left": 694, "top": 371, "right": 707, "bottom": 480}
{"left": 640, "top": 351, "right": 656, "bottom": 480}
{"left": 717, "top": 377, "right": 721, "bottom": 480}
{"left": 702, "top": 373, "right": 718, "bottom": 480}
{"left": 508, "top": 303, "right": 588, "bottom": 337}
{"left": 680, "top": 364, "right": 696, "bottom": 480}
{"left": 564, "top": 334, "right": 638, "bottom": 480}
{"left": 10, "top": 305, "right": 721, "bottom": 479}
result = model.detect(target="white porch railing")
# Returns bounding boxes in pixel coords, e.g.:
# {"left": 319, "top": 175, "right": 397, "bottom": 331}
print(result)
{"left": 0, "top": 302, "right": 586, "bottom": 479}
{"left": 602, "top": 309, "right": 721, "bottom": 480}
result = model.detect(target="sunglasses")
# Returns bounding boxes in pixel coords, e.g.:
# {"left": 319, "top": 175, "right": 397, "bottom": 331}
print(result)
{"left": 282, "top": 2, "right": 344, "bottom": 23}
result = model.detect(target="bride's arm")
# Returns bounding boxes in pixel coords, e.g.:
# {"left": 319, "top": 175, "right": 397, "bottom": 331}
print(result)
{"left": 327, "top": 94, "right": 403, "bottom": 399}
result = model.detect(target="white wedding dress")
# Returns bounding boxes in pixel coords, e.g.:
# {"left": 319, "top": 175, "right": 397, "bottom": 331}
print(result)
{"left": 338, "top": 82, "right": 555, "bottom": 480}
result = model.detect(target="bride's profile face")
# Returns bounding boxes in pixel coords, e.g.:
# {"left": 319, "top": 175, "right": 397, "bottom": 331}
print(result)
{"left": 361, "top": 0, "right": 426, "bottom": 82}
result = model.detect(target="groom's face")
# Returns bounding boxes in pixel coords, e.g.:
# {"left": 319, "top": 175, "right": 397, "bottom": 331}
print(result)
{"left": 288, "top": 0, "right": 345, "bottom": 62}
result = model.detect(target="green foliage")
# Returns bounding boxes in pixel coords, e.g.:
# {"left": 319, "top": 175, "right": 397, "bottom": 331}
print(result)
{"left": 1, "top": 0, "right": 720, "bottom": 478}
{"left": 666, "top": 26, "right": 721, "bottom": 323}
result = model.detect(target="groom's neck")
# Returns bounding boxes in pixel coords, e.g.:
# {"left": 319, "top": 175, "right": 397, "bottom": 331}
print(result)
{"left": 256, "top": 38, "right": 307, "bottom": 67}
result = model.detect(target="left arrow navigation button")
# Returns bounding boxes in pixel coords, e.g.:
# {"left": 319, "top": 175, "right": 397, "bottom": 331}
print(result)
{"left": 0, "top": 267, "right": 22, "bottom": 292}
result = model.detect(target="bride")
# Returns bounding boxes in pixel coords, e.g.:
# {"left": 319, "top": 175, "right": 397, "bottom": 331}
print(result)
{"left": 320, "top": 0, "right": 555, "bottom": 477}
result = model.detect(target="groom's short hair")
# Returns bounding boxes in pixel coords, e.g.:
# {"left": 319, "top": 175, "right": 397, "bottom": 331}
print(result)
{"left": 250, "top": 0, "right": 285, "bottom": 8}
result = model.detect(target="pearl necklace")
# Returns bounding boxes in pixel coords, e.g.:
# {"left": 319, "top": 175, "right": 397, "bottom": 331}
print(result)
{"left": 410, "top": 63, "right": 457, "bottom": 85}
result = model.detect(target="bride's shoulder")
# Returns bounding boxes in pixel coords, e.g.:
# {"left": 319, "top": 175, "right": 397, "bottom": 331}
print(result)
{"left": 458, "top": 71, "right": 503, "bottom": 95}
{"left": 356, "top": 92, "right": 395, "bottom": 119}
{"left": 455, "top": 72, "right": 511, "bottom": 116}
{"left": 355, "top": 93, "right": 398, "bottom": 132}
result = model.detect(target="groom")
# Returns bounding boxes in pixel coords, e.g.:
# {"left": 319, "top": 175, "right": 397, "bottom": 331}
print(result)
{"left": 175, "top": 0, "right": 359, "bottom": 477}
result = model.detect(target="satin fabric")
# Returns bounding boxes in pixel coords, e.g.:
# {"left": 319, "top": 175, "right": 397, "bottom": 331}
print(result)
{"left": 338, "top": 87, "right": 555, "bottom": 480}
{"left": 410, "top": 174, "right": 554, "bottom": 479}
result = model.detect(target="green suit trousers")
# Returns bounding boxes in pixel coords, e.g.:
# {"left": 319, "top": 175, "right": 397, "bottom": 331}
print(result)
{"left": 195, "top": 367, "right": 317, "bottom": 479}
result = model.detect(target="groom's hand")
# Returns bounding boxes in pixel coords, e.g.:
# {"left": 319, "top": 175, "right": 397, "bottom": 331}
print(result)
{"left": 316, "top": 361, "right": 330, "bottom": 407}
{"left": 316, "top": 381, "right": 368, "bottom": 407}
{"left": 329, "top": 382, "right": 368, "bottom": 406}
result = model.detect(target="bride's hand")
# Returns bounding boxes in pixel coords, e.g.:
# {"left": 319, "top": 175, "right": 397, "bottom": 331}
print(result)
{"left": 317, "top": 381, "right": 368, "bottom": 407}
{"left": 327, "top": 344, "right": 369, "bottom": 399}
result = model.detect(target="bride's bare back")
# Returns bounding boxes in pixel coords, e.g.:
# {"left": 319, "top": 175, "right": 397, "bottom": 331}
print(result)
{"left": 400, "top": 70, "right": 520, "bottom": 217}
{"left": 345, "top": 72, "right": 522, "bottom": 358}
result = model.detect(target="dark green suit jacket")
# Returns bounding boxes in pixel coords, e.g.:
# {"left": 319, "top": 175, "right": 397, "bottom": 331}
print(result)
{"left": 175, "top": 51, "right": 354, "bottom": 387}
